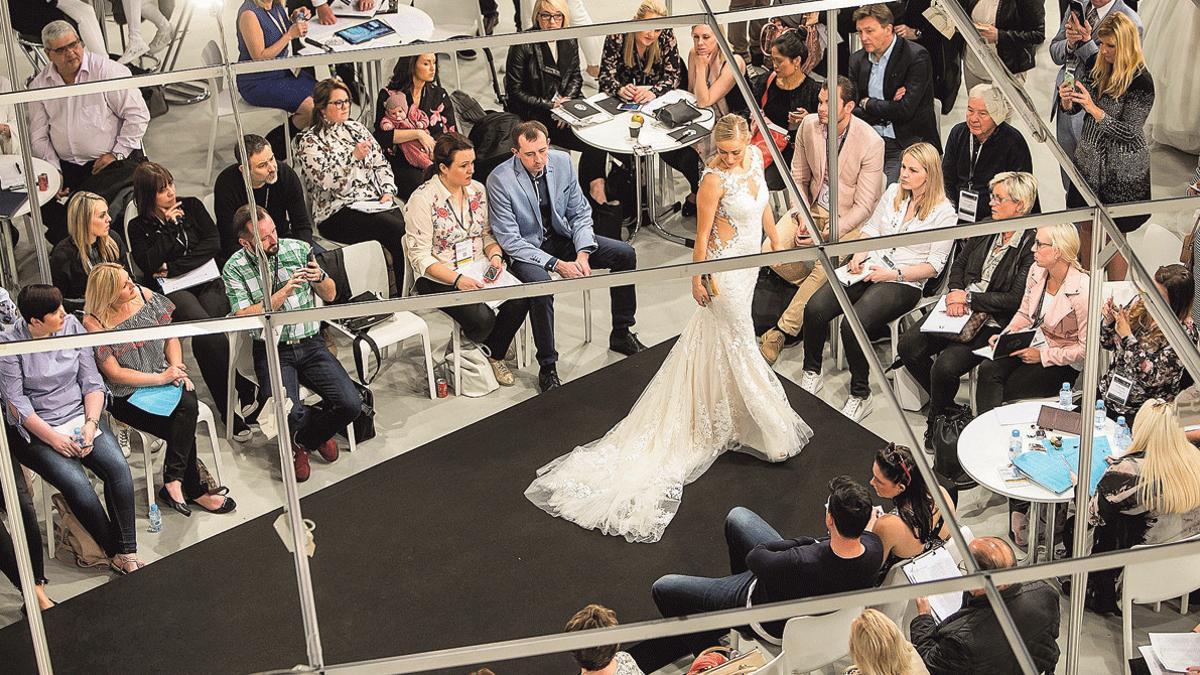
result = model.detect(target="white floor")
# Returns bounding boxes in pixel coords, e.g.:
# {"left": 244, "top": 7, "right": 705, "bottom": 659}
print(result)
{"left": 1, "top": 1, "right": 1198, "bottom": 673}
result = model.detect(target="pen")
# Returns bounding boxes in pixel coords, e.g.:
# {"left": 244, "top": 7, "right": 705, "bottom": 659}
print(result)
{"left": 306, "top": 38, "right": 334, "bottom": 53}
{"left": 13, "top": 162, "right": 21, "bottom": 175}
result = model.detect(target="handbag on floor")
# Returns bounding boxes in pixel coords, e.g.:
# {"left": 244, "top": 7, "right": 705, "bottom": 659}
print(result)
{"left": 447, "top": 344, "right": 500, "bottom": 398}
{"left": 931, "top": 403, "right": 976, "bottom": 489}
{"left": 51, "top": 493, "right": 109, "bottom": 569}
{"left": 687, "top": 646, "right": 767, "bottom": 674}
{"left": 328, "top": 380, "right": 376, "bottom": 443}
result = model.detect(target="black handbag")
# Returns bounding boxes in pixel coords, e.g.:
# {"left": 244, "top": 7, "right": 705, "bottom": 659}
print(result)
{"left": 328, "top": 381, "right": 376, "bottom": 443}
{"left": 654, "top": 100, "right": 702, "bottom": 127}
{"left": 931, "top": 403, "right": 976, "bottom": 490}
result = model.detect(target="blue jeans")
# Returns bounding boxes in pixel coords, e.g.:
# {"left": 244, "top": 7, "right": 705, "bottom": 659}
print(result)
{"left": 14, "top": 419, "right": 136, "bottom": 556}
{"left": 252, "top": 336, "right": 360, "bottom": 450}
{"left": 646, "top": 508, "right": 783, "bottom": 663}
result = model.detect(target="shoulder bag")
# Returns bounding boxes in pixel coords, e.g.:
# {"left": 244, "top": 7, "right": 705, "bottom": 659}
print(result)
{"left": 750, "top": 72, "right": 789, "bottom": 169}
{"left": 687, "top": 646, "right": 767, "bottom": 674}
{"left": 931, "top": 403, "right": 976, "bottom": 490}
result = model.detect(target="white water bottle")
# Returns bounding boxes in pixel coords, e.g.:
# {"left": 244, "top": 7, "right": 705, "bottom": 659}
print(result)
{"left": 1116, "top": 416, "right": 1131, "bottom": 451}
{"left": 1059, "top": 382, "right": 1072, "bottom": 408}
{"left": 148, "top": 503, "right": 162, "bottom": 533}
{"left": 1009, "top": 429, "right": 1022, "bottom": 462}
{"left": 1094, "top": 399, "right": 1106, "bottom": 431}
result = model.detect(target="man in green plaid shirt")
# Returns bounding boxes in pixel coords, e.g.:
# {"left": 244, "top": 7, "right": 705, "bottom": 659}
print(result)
{"left": 223, "top": 205, "right": 359, "bottom": 482}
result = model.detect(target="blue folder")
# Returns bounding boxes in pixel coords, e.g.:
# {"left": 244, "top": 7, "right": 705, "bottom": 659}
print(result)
{"left": 127, "top": 384, "right": 183, "bottom": 417}
{"left": 1011, "top": 436, "right": 1113, "bottom": 495}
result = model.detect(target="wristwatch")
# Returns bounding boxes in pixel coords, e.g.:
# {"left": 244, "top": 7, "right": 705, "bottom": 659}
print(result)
{"left": 965, "top": 291, "right": 974, "bottom": 307}
{"left": 895, "top": 269, "right": 903, "bottom": 282}
{"left": 113, "top": 152, "right": 126, "bottom": 161}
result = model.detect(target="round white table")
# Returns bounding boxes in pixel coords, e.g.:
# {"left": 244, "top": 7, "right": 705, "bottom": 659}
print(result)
{"left": 0, "top": 155, "right": 60, "bottom": 289}
{"left": 958, "top": 399, "right": 1117, "bottom": 563}
{"left": 571, "top": 90, "right": 717, "bottom": 246}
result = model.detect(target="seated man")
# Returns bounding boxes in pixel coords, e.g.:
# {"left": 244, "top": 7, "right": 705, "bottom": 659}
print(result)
{"left": 486, "top": 120, "right": 645, "bottom": 393}
{"left": 642, "top": 477, "right": 883, "bottom": 669}
{"left": 910, "top": 537, "right": 1060, "bottom": 674}
{"left": 758, "top": 76, "right": 884, "bottom": 365}
{"left": 29, "top": 20, "right": 150, "bottom": 245}
{"left": 214, "top": 134, "right": 315, "bottom": 262}
{"left": 222, "top": 205, "right": 359, "bottom": 482}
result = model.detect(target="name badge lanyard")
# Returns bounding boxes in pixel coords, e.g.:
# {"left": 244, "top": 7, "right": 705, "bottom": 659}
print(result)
{"left": 263, "top": 6, "right": 292, "bottom": 57}
{"left": 967, "top": 136, "right": 983, "bottom": 186}
{"left": 818, "top": 127, "right": 850, "bottom": 206}
{"left": 448, "top": 192, "right": 475, "bottom": 268}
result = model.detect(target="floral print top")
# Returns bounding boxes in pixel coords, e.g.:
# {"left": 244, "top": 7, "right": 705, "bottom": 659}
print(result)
{"left": 598, "top": 29, "right": 683, "bottom": 99}
{"left": 1089, "top": 452, "right": 1200, "bottom": 548}
{"left": 296, "top": 120, "right": 397, "bottom": 224}
{"left": 402, "top": 177, "right": 496, "bottom": 278}
{"left": 1098, "top": 297, "right": 1197, "bottom": 420}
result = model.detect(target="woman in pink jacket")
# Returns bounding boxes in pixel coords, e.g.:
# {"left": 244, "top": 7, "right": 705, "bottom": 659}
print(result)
{"left": 976, "top": 224, "right": 1089, "bottom": 414}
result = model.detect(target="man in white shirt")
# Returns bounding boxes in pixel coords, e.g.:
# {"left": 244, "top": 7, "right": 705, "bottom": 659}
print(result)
{"left": 29, "top": 20, "right": 150, "bottom": 244}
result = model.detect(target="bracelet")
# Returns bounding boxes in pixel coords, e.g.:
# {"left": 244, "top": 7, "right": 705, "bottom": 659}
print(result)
{"left": 84, "top": 417, "right": 98, "bottom": 427}
{"left": 452, "top": 273, "right": 462, "bottom": 289}
{"left": 489, "top": 253, "right": 502, "bottom": 262}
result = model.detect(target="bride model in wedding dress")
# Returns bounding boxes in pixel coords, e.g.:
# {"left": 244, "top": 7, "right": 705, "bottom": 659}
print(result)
{"left": 525, "top": 115, "right": 813, "bottom": 543}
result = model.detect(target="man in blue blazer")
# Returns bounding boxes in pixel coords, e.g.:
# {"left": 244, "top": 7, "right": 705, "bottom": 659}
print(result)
{"left": 487, "top": 121, "right": 645, "bottom": 392}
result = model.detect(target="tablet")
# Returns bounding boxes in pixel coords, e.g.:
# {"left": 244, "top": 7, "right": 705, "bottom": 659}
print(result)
{"left": 994, "top": 329, "right": 1036, "bottom": 358}
{"left": 335, "top": 19, "right": 395, "bottom": 45}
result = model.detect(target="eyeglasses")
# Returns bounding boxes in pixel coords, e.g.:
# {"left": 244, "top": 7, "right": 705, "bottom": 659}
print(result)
{"left": 538, "top": 11, "right": 566, "bottom": 22}
{"left": 989, "top": 194, "right": 1019, "bottom": 204}
{"left": 1033, "top": 239, "right": 1054, "bottom": 249}
{"left": 327, "top": 99, "right": 351, "bottom": 109}
{"left": 48, "top": 39, "right": 82, "bottom": 56}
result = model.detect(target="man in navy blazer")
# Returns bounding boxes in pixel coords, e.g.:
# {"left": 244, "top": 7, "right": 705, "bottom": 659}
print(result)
{"left": 487, "top": 121, "right": 644, "bottom": 392}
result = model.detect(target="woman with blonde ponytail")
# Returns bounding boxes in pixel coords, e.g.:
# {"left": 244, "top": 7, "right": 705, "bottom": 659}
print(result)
{"left": 976, "top": 223, "right": 1090, "bottom": 414}
{"left": 1081, "top": 399, "right": 1200, "bottom": 613}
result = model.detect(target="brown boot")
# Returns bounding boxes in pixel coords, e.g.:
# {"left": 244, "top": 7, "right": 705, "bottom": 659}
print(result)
{"left": 759, "top": 328, "right": 786, "bottom": 365}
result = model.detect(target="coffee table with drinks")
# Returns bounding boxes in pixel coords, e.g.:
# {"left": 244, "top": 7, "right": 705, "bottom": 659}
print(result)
{"left": 556, "top": 90, "right": 716, "bottom": 246}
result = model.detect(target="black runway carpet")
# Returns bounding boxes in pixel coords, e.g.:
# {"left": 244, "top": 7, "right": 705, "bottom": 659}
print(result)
{"left": 0, "top": 340, "right": 884, "bottom": 674}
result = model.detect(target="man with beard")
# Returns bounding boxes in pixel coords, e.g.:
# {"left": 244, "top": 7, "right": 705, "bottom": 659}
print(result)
{"left": 214, "top": 134, "right": 316, "bottom": 262}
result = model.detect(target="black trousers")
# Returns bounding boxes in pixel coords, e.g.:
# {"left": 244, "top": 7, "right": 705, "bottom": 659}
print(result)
{"left": 897, "top": 322, "right": 1001, "bottom": 420}
{"left": 166, "top": 277, "right": 253, "bottom": 423}
{"left": 110, "top": 388, "right": 207, "bottom": 500}
{"left": 412, "top": 277, "right": 530, "bottom": 358}
{"left": 803, "top": 281, "right": 922, "bottom": 399}
{"left": 318, "top": 206, "right": 406, "bottom": 294}
{"left": 882, "top": 137, "right": 903, "bottom": 186}
{"left": 976, "top": 357, "right": 1080, "bottom": 414}
{"left": 391, "top": 159, "right": 426, "bottom": 202}
{"left": 507, "top": 233, "right": 637, "bottom": 367}
{"left": 0, "top": 424, "right": 45, "bottom": 590}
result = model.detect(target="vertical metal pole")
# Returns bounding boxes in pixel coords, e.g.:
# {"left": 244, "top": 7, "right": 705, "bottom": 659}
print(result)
{"left": 0, "top": 429, "right": 53, "bottom": 673}
{"left": 1066, "top": 205, "right": 1108, "bottom": 675}
{"left": 825, "top": 9, "right": 839, "bottom": 246}
{"left": 211, "top": 9, "right": 325, "bottom": 669}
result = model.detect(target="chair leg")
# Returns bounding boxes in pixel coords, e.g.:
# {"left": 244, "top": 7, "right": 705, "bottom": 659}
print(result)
{"left": 1122, "top": 594, "right": 1134, "bottom": 675}
{"left": 346, "top": 420, "right": 357, "bottom": 452}
{"left": 420, "top": 327, "right": 436, "bottom": 400}
{"left": 1182, "top": 593, "right": 1190, "bottom": 615}
{"left": 206, "top": 107, "right": 220, "bottom": 185}
{"left": 523, "top": 317, "right": 533, "bottom": 369}
{"left": 197, "top": 404, "right": 223, "bottom": 486}
{"left": 453, "top": 326, "right": 463, "bottom": 395}
{"left": 833, "top": 316, "right": 845, "bottom": 371}
{"left": 140, "top": 432, "right": 155, "bottom": 517}
{"left": 583, "top": 290, "right": 593, "bottom": 344}
{"left": 42, "top": 480, "right": 55, "bottom": 559}
{"left": 225, "top": 336, "right": 238, "bottom": 442}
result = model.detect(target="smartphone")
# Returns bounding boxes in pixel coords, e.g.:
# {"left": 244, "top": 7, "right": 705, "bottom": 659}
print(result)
{"left": 1063, "top": 70, "right": 1076, "bottom": 91}
{"left": 617, "top": 102, "right": 642, "bottom": 112}
{"left": 483, "top": 265, "right": 501, "bottom": 283}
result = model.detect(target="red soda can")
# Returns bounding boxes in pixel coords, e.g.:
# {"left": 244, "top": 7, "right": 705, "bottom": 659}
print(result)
{"left": 37, "top": 173, "right": 48, "bottom": 191}
{"left": 436, "top": 375, "right": 448, "bottom": 398}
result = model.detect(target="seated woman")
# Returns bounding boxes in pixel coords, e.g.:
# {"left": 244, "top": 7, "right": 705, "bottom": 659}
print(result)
{"left": 0, "top": 285, "right": 144, "bottom": 575}
{"left": 1082, "top": 399, "right": 1200, "bottom": 613}
{"left": 235, "top": 0, "right": 316, "bottom": 131}
{"left": 299, "top": 78, "right": 406, "bottom": 293}
{"left": 845, "top": 609, "right": 929, "bottom": 675}
{"left": 868, "top": 443, "right": 955, "bottom": 579}
{"left": 83, "top": 264, "right": 236, "bottom": 517}
{"left": 800, "top": 143, "right": 956, "bottom": 422}
{"left": 897, "top": 171, "right": 1038, "bottom": 446}
{"left": 403, "top": 134, "right": 530, "bottom": 386}
{"left": 758, "top": 30, "right": 822, "bottom": 190}
{"left": 9, "top": 0, "right": 106, "bottom": 54}
{"left": 375, "top": 53, "right": 458, "bottom": 200}
{"left": 49, "top": 191, "right": 128, "bottom": 311}
{"left": 128, "top": 162, "right": 251, "bottom": 439}
{"left": 563, "top": 604, "right": 645, "bottom": 675}
{"left": 1098, "top": 264, "right": 1196, "bottom": 424}
{"left": 590, "top": 0, "right": 684, "bottom": 206}
{"left": 975, "top": 224, "right": 1089, "bottom": 414}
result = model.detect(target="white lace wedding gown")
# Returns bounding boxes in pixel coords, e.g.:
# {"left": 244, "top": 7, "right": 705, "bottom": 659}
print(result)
{"left": 524, "top": 146, "right": 813, "bottom": 543}
{"left": 1142, "top": 0, "right": 1200, "bottom": 154}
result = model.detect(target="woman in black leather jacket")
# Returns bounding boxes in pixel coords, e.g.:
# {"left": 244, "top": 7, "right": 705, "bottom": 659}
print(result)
{"left": 960, "top": 0, "right": 1046, "bottom": 90}
{"left": 504, "top": 0, "right": 606, "bottom": 191}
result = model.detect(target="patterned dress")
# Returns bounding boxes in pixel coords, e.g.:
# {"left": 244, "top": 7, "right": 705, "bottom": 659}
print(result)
{"left": 1072, "top": 58, "right": 1155, "bottom": 214}
{"left": 1097, "top": 299, "right": 1197, "bottom": 420}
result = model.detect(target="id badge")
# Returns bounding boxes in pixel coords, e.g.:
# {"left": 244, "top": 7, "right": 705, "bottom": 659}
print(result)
{"left": 453, "top": 240, "right": 474, "bottom": 269}
{"left": 816, "top": 182, "right": 831, "bottom": 210}
{"left": 958, "top": 190, "right": 979, "bottom": 223}
{"left": 1105, "top": 373, "right": 1134, "bottom": 406}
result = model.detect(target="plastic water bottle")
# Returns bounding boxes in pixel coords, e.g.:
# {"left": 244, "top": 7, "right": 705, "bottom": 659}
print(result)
{"left": 1094, "top": 400, "right": 1106, "bottom": 431}
{"left": 148, "top": 504, "right": 162, "bottom": 533}
{"left": 1009, "top": 429, "right": 1023, "bottom": 462}
{"left": 1116, "top": 416, "right": 1131, "bottom": 451}
{"left": 1059, "top": 382, "right": 1072, "bottom": 409}
{"left": 72, "top": 426, "right": 83, "bottom": 446}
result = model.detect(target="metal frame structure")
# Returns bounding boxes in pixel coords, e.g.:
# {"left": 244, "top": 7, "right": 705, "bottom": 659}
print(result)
{"left": 0, "top": 0, "right": 1199, "bottom": 673}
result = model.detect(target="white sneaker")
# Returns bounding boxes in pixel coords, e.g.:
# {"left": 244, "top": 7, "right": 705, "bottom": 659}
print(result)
{"left": 147, "top": 30, "right": 173, "bottom": 55}
{"left": 840, "top": 395, "right": 872, "bottom": 422}
{"left": 115, "top": 423, "right": 132, "bottom": 458}
{"left": 799, "top": 371, "right": 822, "bottom": 395}
{"left": 118, "top": 36, "right": 149, "bottom": 65}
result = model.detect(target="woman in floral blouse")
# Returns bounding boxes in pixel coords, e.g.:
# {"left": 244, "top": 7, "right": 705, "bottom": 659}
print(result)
{"left": 402, "top": 133, "right": 529, "bottom": 386}
{"left": 1098, "top": 264, "right": 1195, "bottom": 423}
{"left": 297, "top": 78, "right": 406, "bottom": 293}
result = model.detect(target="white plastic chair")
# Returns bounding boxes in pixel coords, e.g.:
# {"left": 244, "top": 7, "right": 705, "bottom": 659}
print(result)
{"left": 132, "top": 401, "right": 225, "bottom": 517}
{"left": 202, "top": 40, "right": 291, "bottom": 184}
{"left": 750, "top": 605, "right": 865, "bottom": 675}
{"left": 1121, "top": 534, "right": 1200, "bottom": 674}
{"left": 1128, "top": 222, "right": 1182, "bottom": 275}
{"left": 322, "top": 241, "right": 436, "bottom": 398}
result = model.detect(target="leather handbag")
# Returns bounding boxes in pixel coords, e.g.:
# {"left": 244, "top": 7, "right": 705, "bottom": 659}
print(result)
{"left": 750, "top": 72, "right": 789, "bottom": 169}
{"left": 655, "top": 100, "right": 702, "bottom": 127}
{"left": 931, "top": 403, "right": 976, "bottom": 489}
{"left": 687, "top": 646, "right": 767, "bottom": 674}
{"left": 945, "top": 311, "right": 990, "bottom": 344}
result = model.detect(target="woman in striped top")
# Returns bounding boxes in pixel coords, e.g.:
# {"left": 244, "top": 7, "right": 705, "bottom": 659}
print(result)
{"left": 83, "top": 264, "right": 236, "bottom": 518}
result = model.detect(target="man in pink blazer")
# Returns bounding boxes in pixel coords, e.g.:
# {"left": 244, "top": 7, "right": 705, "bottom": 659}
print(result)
{"left": 758, "top": 76, "right": 885, "bottom": 365}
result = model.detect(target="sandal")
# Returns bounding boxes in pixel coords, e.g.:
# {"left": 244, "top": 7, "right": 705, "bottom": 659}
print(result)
{"left": 109, "top": 553, "right": 147, "bottom": 576}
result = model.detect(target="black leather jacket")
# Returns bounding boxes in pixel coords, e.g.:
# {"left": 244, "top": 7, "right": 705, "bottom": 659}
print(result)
{"left": 962, "top": 0, "right": 1046, "bottom": 75}
{"left": 504, "top": 37, "right": 583, "bottom": 124}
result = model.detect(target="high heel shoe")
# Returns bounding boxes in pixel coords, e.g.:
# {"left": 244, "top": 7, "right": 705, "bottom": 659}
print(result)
{"left": 157, "top": 486, "right": 192, "bottom": 517}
